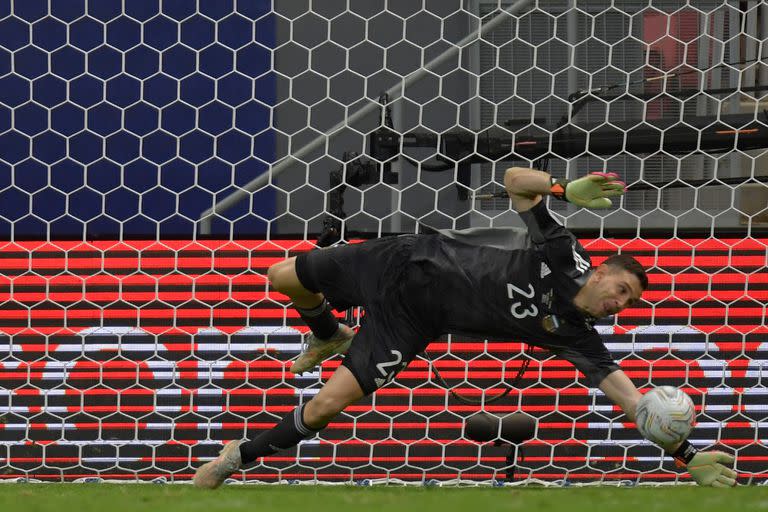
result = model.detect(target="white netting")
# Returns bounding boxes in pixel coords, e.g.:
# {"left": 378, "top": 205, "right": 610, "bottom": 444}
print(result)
{"left": 0, "top": 0, "right": 766, "bottom": 485}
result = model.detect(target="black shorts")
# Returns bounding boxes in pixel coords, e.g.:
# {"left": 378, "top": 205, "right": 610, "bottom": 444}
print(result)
{"left": 295, "top": 236, "right": 440, "bottom": 395}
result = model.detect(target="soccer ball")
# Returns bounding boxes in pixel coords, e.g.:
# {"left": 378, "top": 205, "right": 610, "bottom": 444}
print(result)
{"left": 635, "top": 386, "right": 696, "bottom": 446}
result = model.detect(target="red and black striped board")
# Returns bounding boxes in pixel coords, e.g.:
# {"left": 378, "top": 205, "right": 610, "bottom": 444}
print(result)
{"left": 0, "top": 238, "right": 765, "bottom": 484}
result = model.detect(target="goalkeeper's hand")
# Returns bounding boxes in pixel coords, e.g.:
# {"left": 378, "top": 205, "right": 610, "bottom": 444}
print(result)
{"left": 564, "top": 172, "right": 626, "bottom": 209}
{"left": 686, "top": 451, "right": 737, "bottom": 487}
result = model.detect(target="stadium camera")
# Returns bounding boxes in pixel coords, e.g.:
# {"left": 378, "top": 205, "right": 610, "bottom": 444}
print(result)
{"left": 464, "top": 412, "right": 536, "bottom": 482}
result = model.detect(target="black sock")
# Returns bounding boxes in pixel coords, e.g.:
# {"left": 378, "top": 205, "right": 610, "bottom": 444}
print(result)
{"left": 295, "top": 298, "right": 339, "bottom": 340}
{"left": 239, "top": 403, "right": 323, "bottom": 465}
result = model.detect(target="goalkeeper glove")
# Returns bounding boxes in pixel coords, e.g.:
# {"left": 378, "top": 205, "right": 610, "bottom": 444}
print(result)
{"left": 671, "top": 441, "right": 737, "bottom": 487}
{"left": 686, "top": 451, "right": 738, "bottom": 487}
{"left": 551, "top": 172, "right": 626, "bottom": 209}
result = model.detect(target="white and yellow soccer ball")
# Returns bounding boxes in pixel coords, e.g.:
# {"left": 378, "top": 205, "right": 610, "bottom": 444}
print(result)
{"left": 635, "top": 386, "right": 696, "bottom": 446}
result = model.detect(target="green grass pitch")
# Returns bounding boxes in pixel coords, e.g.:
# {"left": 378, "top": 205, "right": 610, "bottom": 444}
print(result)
{"left": 0, "top": 484, "right": 765, "bottom": 512}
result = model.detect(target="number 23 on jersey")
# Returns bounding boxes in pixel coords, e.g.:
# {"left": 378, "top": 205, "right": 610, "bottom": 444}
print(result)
{"left": 506, "top": 282, "right": 539, "bottom": 319}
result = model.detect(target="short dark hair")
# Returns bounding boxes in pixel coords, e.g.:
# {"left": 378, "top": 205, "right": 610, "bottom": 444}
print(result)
{"left": 600, "top": 254, "right": 648, "bottom": 291}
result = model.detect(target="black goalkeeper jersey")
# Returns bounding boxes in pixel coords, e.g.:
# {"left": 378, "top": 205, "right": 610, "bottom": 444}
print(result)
{"left": 410, "top": 200, "right": 619, "bottom": 386}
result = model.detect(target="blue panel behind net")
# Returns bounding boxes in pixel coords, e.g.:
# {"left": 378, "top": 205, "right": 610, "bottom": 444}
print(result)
{"left": 0, "top": 0, "right": 275, "bottom": 238}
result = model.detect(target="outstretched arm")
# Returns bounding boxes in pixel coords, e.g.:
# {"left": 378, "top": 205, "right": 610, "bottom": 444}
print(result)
{"left": 599, "top": 369, "right": 737, "bottom": 487}
{"left": 597, "top": 368, "right": 642, "bottom": 423}
{"left": 503, "top": 167, "right": 550, "bottom": 212}
{"left": 504, "top": 167, "right": 626, "bottom": 213}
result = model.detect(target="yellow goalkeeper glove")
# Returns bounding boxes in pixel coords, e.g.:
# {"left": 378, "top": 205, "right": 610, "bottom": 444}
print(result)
{"left": 686, "top": 451, "right": 737, "bottom": 487}
{"left": 551, "top": 172, "right": 626, "bottom": 209}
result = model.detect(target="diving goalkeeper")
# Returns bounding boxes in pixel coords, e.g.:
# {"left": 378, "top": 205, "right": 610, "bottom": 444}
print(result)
{"left": 194, "top": 167, "right": 737, "bottom": 488}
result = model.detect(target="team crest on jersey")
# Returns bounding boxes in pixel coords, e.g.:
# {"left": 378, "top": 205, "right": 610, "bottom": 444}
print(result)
{"left": 541, "top": 314, "right": 560, "bottom": 333}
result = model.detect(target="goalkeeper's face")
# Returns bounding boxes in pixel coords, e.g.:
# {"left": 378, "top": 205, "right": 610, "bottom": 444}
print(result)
{"left": 581, "top": 265, "right": 644, "bottom": 318}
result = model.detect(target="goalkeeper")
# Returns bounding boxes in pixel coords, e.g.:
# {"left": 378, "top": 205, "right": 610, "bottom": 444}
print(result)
{"left": 194, "top": 167, "right": 737, "bottom": 488}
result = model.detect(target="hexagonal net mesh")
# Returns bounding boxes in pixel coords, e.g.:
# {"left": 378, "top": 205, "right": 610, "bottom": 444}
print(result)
{"left": 0, "top": 0, "right": 766, "bottom": 485}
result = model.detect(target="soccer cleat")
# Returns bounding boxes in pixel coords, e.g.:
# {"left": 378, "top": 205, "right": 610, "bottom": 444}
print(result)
{"left": 290, "top": 324, "right": 355, "bottom": 374}
{"left": 192, "top": 439, "right": 244, "bottom": 489}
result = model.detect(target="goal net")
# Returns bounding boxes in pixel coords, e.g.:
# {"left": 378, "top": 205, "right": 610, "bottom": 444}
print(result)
{"left": 0, "top": 0, "right": 766, "bottom": 485}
